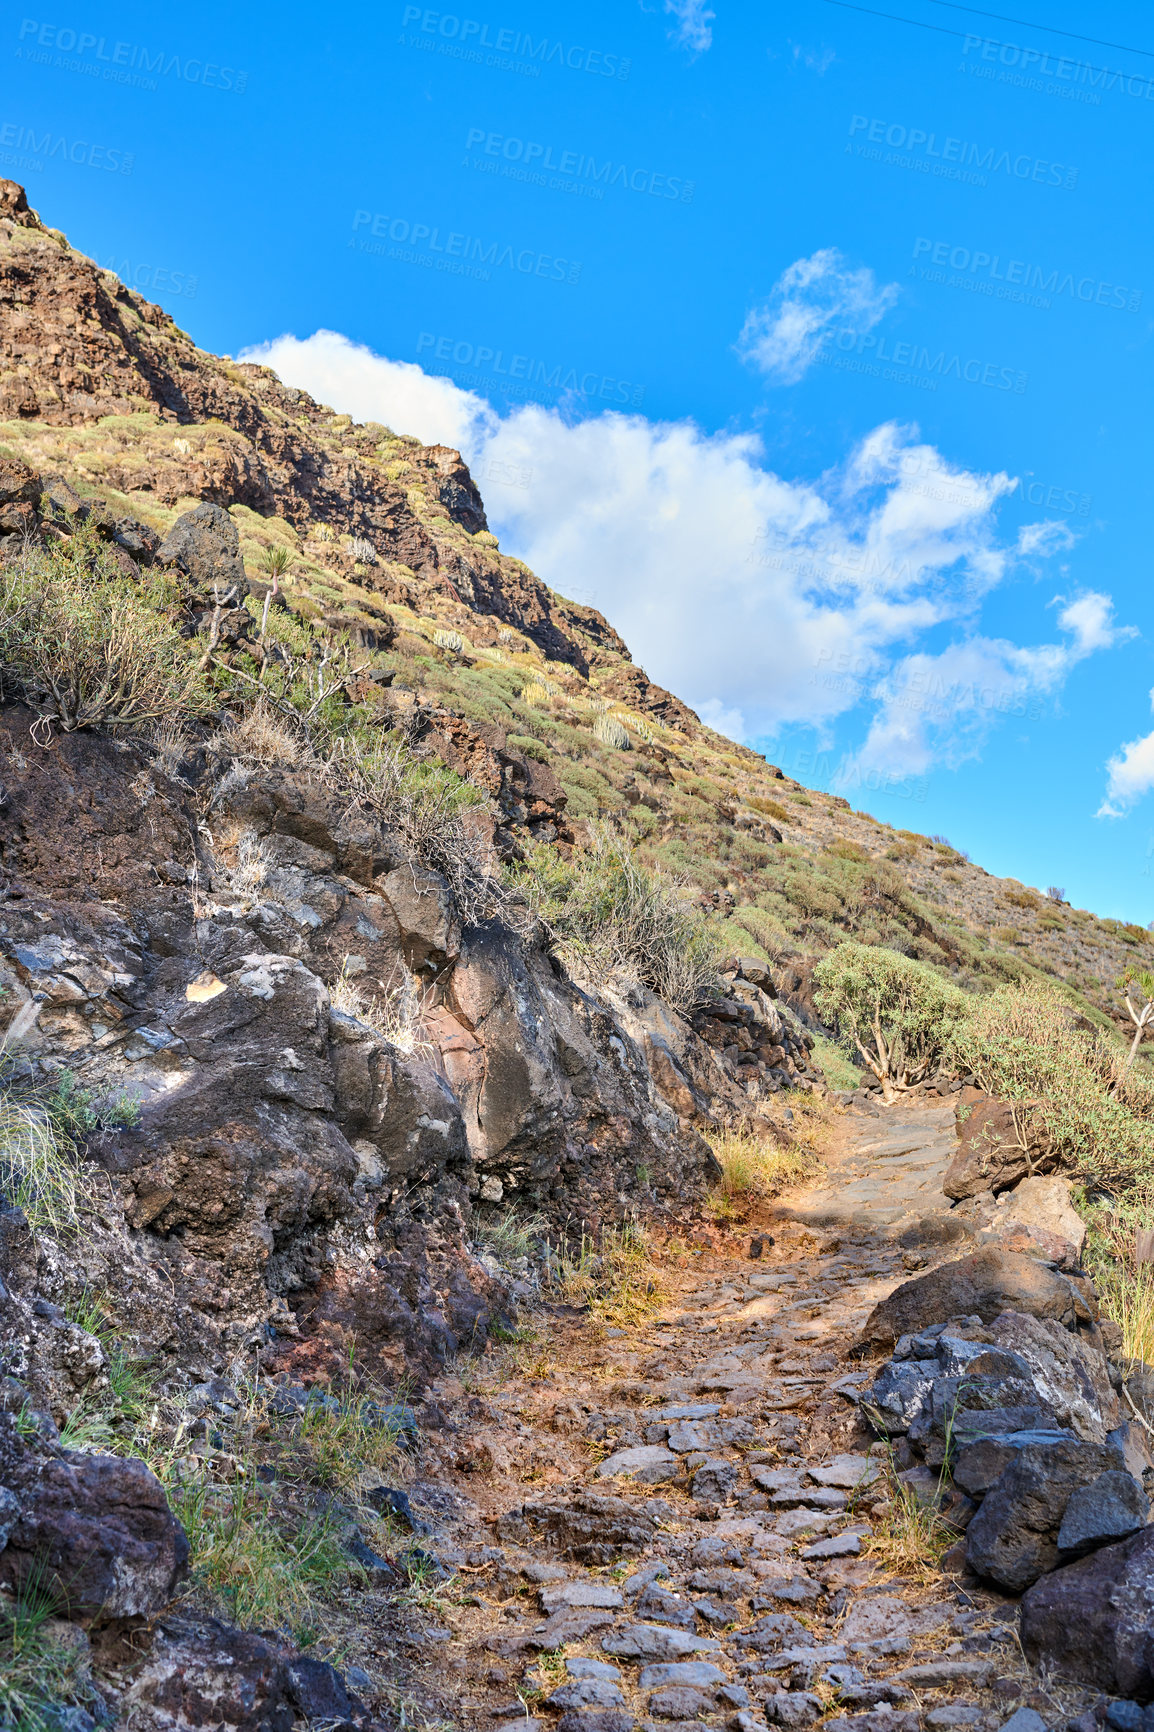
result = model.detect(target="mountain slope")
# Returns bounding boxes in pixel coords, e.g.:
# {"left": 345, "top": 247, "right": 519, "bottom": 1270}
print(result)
{"left": 0, "top": 174, "right": 1148, "bottom": 1051}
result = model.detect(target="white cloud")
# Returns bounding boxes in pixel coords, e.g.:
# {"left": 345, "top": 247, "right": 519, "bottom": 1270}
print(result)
{"left": 239, "top": 329, "right": 1120, "bottom": 776}
{"left": 1059, "top": 591, "right": 1134, "bottom": 657}
{"left": 241, "top": 329, "right": 495, "bottom": 452}
{"left": 665, "top": 0, "right": 714, "bottom": 52}
{"left": 1017, "top": 519, "right": 1076, "bottom": 559}
{"left": 1100, "top": 689, "right": 1154, "bottom": 817}
{"left": 736, "top": 248, "right": 900, "bottom": 385}
{"left": 697, "top": 698, "right": 747, "bottom": 743}
{"left": 851, "top": 592, "right": 1129, "bottom": 781}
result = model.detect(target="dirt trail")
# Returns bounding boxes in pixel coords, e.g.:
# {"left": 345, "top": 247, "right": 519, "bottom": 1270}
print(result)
{"left": 391, "top": 1100, "right": 1046, "bottom": 1732}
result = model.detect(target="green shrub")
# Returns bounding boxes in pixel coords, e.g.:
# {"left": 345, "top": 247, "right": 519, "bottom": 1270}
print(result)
{"left": 747, "top": 796, "right": 788, "bottom": 822}
{"left": 813, "top": 941, "right": 971, "bottom": 1100}
{"left": 513, "top": 826, "right": 721, "bottom": 1010}
{"left": 0, "top": 528, "right": 212, "bottom": 734}
{"left": 945, "top": 981, "right": 1154, "bottom": 1192}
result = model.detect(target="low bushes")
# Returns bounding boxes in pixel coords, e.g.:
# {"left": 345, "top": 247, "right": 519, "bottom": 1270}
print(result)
{"left": 945, "top": 981, "right": 1154, "bottom": 1193}
{"left": 513, "top": 826, "right": 721, "bottom": 1011}
{"left": 0, "top": 529, "right": 212, "bottom": 734}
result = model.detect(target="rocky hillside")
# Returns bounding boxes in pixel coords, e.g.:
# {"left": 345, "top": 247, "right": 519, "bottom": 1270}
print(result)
{"left": 1, "top": 176, "right": 1153, "bottom": 1732}
{"left": 0, "top": 176, "right": 1150, "bottom": 1058}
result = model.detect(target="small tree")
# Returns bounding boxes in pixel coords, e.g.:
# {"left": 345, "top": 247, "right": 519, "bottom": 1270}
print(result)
{"left": 813, "top": 941, "right": 971, "bottom": 1101}
{"left": 1120, "top": 967, "right": 1154, "bottom": 1073}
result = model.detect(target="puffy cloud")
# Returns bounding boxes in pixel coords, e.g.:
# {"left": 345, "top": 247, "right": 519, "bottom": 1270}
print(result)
{"left": 1100, "top": 690, "right": 1154, "bottom": 817}
{"left": 239, "top": 329, "right": 1120, "bottom": 773}
{"left": 241, "top": 329, "right": 495, "bottom": 452}
{"left": 850, "top": 592, "right": 1130, "bottom": 781}
{"left": 736, "top": 248, "right": 900, "bottom": 385}
{"left": 665, "top": 0, "right": 714, "bottom": 53}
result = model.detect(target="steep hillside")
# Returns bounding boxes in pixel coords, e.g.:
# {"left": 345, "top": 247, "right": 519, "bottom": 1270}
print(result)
{"left": 0, "top": 175, "right": 1145, "bottom": 1052}
{"left": 4, "top": 178, "right": 1154, "bottom": 1732}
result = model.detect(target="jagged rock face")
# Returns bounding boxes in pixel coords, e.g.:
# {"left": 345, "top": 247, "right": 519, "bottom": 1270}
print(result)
{"left": 0, "top": 178, "right": 689, "bottom": 722}
{"left": 0, "top": 706, "right": 715, "bottom": 1391}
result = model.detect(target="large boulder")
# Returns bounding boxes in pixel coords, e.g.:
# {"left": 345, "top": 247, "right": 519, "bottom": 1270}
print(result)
{"left": 993, "top": 1176, "right": 1087, "bottom": 1258}
{"left": 123, "top": 1614, "right": 367, "bottom": 1731}
{"left": 1020, "top": 1524, "right": 1154, "bottom": 1697}
{"left": 0, "top": 1419, "right": 189, "bottom": 1619}
{"left": 964, "top": 1438, "right": 1128, "bottom": 1590}
{"left": 984, "top": 1312, "right": 1119, "bottom": 1441}
{"left": 157, "top": 500, "right": 248, "bottom": 598}
{"left": 857, "top": 1250, "right": 1096, "bottom": 1352}
{"left": 943, "top": 1096, "right": 1055, "bottom": 1199}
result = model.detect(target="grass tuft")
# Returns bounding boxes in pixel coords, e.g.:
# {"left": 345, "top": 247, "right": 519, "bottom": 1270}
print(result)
{"left": 705, "top": 1124, "right": 820, "bottom": 1220}
{"left": 550, "top": 1222, "right": 667, "bottom": 1328}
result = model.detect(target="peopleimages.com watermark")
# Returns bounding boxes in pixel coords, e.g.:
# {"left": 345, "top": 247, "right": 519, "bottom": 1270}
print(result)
{"left": 747, "top": 537, "right": 922, "bottom": 597}
{"left": 350, "top": 211, "right": 581, "bottom": 284}
{"left": 15, "top": 19, "right": 247, "bottom": 91}
{"left": 399, "top": 7, "right": 630, "bottom": 80}
{"left": 961, "top": 32, "right": 1154, "bottom": 107}
{"left": 815, "top": 326, "right": 1028, "bottom": 394}
{"left": 910, "top": 237, "right": 1141, "bottom": 313}
{"left": 100, "top": 254, "right": 197, "bottom": 298}
{"left": 893, "top": 448, "right": 1092, "bottom": 517}
{"left": 846, "top": 114, "right": 1078, "bottom": 191}
{"left": 0, "top": 118, "right": 132, "bottom": 172}
{"left": 463, "top": 127, "right": 694, "bottom": 202}
{"left": 774, "top": 740, "right": 930, "bottom": 806}
{"left": 812, "top": 649, "right": 1045, "bottom": 725}
{"left": 416, "top": 331, "right": 644, "bottom": 406}
{"left": 473, "top": 455, "right": 532, "bottom": 489}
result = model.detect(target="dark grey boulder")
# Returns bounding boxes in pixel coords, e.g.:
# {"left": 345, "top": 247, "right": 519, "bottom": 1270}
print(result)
{"left": 952, "top": 1430, "right": 1077, "bottom": 1497}
{"left": 0, "top": 1422, "right": 189, "bottom": 1620}
{"left": 965, "top": 1438, "right": 1125, "bottom": 1590}
{"left": 1057, "top": 1470, "right": 1148, "bottom": 1557}
{"left": 1021, "top": 1524, "right": 1154, "bottom": 1696}
{"left": 156, "top": 501, "right": 248, "bottom": 598}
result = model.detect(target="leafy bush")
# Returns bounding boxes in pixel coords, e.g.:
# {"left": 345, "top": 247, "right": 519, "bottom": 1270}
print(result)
{"left": 514, "top": 827, "right": 721, "bottom": 1010}
{"left": 0, "top": 529, "right": 212, "bottom": 734}
{"left": 945, "top": 981, "right": 1154, "bottom": 1192}
{"left": 813, "top": 941, "right": 971, "bottom": 1100}
{"left": 433, "top": 627, "right": 464, "bottom": 652}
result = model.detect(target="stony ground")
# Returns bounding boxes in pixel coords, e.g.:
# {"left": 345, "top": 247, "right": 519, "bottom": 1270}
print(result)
{"left": 375, "top": 1099, "right": 1090, "bottom": 1732}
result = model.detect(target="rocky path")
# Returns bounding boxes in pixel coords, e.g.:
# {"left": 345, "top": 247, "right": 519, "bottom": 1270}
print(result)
{"left": 380, "top": 1098, "right": 1075, "bottom": 1732}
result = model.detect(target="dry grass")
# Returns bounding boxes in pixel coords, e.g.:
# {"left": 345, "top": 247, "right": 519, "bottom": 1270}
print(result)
{"left": 222, "top": 699, "right": 315, "bottom": 767}
{"left": 705, "top": 1124, "right": 820, "bottom": 1220}
{"left": 863, "top": 1464, "right": 956, "bottom": 1580}
{"left": 1086, "top": 1215, "right": 1154, "bottom": 1363}
{"left": 551, "top": 1223, "right": 668, "bottom": 1328}
{"left": 329, "top": 957, "right": 433, "bottom": 1059}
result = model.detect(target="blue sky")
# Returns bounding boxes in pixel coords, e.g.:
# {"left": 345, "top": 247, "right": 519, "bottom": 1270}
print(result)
{"left": 9, "top": 0, "right": 1154, "bottom": 919}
